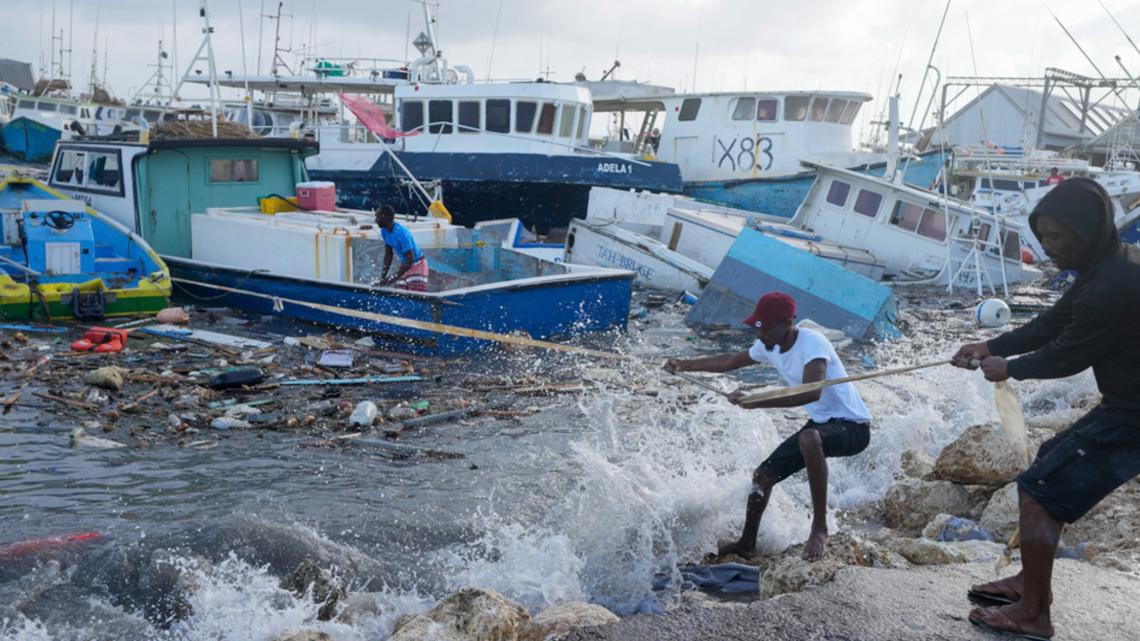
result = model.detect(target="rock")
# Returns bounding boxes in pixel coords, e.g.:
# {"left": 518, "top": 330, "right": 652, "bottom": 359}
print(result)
{"left": 756, "top": 533, "right": 899, "bottom": 599}
{"left": 270, "top": 632, "right": 335, "bottom": 641}
{"left": 85, "top": 366, "right": 126, "bottom": 391}
{"left": 933, "top": 423, "right": 1022, "bottom": 485}
{"left": 519, "top": 602, "right": 619, "bottom": 641}
{"left": 210, "top": 417, "right": 251, "bottom": 430}
{"left": 920, "top": 514, "right": 996, "bottom": 542}
{"left": 279, "top": 559, "right": 347, "bottom": 622}
{"left": 137, "top": 548, "right": 205, "bottom": 625}
{"left": 898, "top": 449, "right": 935, "bottom": 480}
{"left": 979, "top": 483, "right": 1021, "bottom": 541}
{"left": 888, "top": 538, "right": 1006, "bottom": 566}
{"left": 389, "top": 587, "right": 529, "bottom": 641}
{"left": 883, "top": 478, "right": 992, "bottom": 534}
{"left": 334, "top": 592, "right": 383, "bottom": 625}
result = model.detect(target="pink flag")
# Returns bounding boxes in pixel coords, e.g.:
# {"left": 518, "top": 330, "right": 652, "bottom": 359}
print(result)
{"left": 338, "top": 93, "right": 419, "bottom": 139}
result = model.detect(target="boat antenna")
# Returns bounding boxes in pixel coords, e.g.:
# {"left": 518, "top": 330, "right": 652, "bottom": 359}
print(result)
{"left": 898, "top": 0, "right": 952, "bottom": 183}
{"left": 691, "top": 1, "right": 704, "bottom": 91}
{"left": 1097, "top": 0, "right": 1140, "bottom": 59}
{"left": 172, "top": 0, "right": 221, "bottom": 136}
{"left": 171, "top": 0, "right": 179, "bottom": 97}
{"left": 486, "top": 0, "right": 503, "bottom": 81}
{"left": 88, "top": 0, "right": 101, "bottom": 95}
{"left": 238, "top": 0, "right": 255, "bottom": 131}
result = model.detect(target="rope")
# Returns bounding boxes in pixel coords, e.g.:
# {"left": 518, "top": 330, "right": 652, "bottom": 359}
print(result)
{"left": 171, "top": 277, "right": 627, "bottom": 360}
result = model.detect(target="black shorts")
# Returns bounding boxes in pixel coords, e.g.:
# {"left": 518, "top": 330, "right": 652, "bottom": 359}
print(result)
{"left": 758, "top": 418, "right": 871, "bottom": 483}
{"left": 1018, "top": 405, "right": 1140, "bottom": 523}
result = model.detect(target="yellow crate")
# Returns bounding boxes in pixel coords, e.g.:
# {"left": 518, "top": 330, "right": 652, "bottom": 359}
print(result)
{"left": 259, "top": 195, "right": 300, "bottom": 214}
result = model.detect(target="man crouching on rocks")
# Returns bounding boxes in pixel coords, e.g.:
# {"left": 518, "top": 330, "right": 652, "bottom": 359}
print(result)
{"left": 953, "top": 177, "right": 1140, "bottom": 641}
{"left": 664, "top": 292, "right": 873, "bottom": 562}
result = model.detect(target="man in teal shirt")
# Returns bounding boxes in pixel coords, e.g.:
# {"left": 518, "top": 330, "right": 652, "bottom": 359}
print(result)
{"left": 375, "top": 204, "right": 429, "bottom": 291}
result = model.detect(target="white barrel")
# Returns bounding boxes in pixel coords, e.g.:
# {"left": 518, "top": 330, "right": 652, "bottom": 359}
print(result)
{"left": 975, "top": 299, "right": 1011, "bottom": 328}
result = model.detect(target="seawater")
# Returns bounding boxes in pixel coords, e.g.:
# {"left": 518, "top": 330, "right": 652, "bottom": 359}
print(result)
{"left": 0, "top": 306, "right": 1098, "bottom": 640}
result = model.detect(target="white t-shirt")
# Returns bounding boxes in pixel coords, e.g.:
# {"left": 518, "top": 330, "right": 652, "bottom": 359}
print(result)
{"left": 747, "top": 328, "right": 872, "bottom": 424}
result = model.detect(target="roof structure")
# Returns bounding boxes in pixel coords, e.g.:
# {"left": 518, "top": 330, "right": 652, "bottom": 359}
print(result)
{"left": 0, "top": 58, "right": 35, "bottom": 93}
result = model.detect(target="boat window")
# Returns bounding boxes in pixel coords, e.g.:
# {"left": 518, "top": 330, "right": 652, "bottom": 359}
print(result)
{"left": 785, "top": 96, "right": 809, "bottom": 121}
{"left": 1021, "top": 181, "right": 1037, "bottom": 190}
{"left": 400, "top": 100, "right": 424, "bottom": 132}
{"left": 58, "top": 104, "right": 77, "bottom": 115}
{"left": 978, "top": 177, "right": 992, "bottom": 190}
{"left": 37, "top": 102, "right": 59, "bottom": 112}
{"left": 125, "top": 108, "right": 142, "bottom": 121}
{"left": 559, "top": 104, "right": 576, "bottom": 137}
{"left": 1038, "top": 179, "right": 1050, "bottom": 188}
{"left": 810, "top": 97, "right": 829, "bottom": 121}
{"left": 81, "top": 108, "right": 91, "bottom": 119}
{"left": 826, "top": 99, "right": 845, "bottom": 122}
{"left": 853, "top": 189, "right": 882, "bottom": 217}
{"left": 678, "top": 98, "right": 701, "bottom": 121}
{"left": 95, "top": 106, "right": 105, "bottom": 119}
{"left": 85, "top": 152, "right": 122, "bottom": 192}
{"left": 576, "top": 107, "right": 588, "bottom": 140}
{"left": 515, "top": 101, "right": 537, "bottom": 133}
{"left": 536, "top": 103, "right": 557, "bottom": 135}
{"left": 54, "top": 149, "right": 86, "bottom": 184}
{"left": 826, "top": 180, "right": 852, "bottom": 207}
{"left": 1001, "top": 230, "right": 1021, "bottom": 260}
{"left": 732, "top": 97, "right": 755, "bottom": 121}
{"left": 486, "top": 99, "right": 510, "bottom": 133}
{"left": 17, "top": 99, "right": 34, "bottom": 109}
{"left": 890, "top": 201, "right": 923, "bottom": 232}
{"left": 208, "top": 159, "right": 260, "bottom": 183}
{"left": 840, "top": 101, "right": 862, "bottom": 124}
{"left": 756, "top": 99, "right": 778, "bottom": 121}
{"left": 143, "top": 110, "right": 162, "bottom": 123}
{"left": 917, "top": 208, "right": 947, "bottom": 241}
{"left": 977, "top": 222, "right": 992, "bottom": 242}
{"left": 993, "top": 179, "right": 1020, "bottom": 191}
{"left": 428, "top": 100, "right": 453, "bottom": 134}
{"left": 457, "top": 100, "right": 480, "bottom": 133}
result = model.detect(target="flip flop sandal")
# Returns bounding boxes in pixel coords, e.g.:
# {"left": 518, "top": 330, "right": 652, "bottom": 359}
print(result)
{"left": 967, "top": 588, "right": 1018, "bottom": 607}
{"left": 969, "top": 609, "right": 1053, "bottom": 641}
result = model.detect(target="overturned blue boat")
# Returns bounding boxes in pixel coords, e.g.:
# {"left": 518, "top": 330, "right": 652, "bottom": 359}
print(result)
{"left": 684, "top": 228, "right": 898, "bottom": 340}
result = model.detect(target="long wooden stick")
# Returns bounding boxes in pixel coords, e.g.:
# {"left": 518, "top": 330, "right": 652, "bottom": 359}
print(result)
{"left": 739, "top": 359, "right": 952, "bottom": 404}
{"left": 674, "top": 372, "right": 730, "bottom": 397}
{"left": 172, "top": 278, "right": 627, "bottom": 361}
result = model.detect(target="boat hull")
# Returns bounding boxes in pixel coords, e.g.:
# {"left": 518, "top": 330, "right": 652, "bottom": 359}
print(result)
{"left": 682, "top": 151, "right": 945, "bottom": 217}
{"left": 1, "top": 117, "right": 60, "bottom": 163}
{"left": 167, "top": 257, "right": 635, "bottom": 357}
{"left": 308, "top": 151, "right": 683, "bottom": 233}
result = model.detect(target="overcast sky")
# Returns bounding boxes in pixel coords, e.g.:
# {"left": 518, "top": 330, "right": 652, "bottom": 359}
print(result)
{"left": 3, "top": 0, "right": 1139, "bottom": 140}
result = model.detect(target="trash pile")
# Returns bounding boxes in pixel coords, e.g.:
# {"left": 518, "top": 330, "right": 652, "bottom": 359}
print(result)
{"left": 0, "top": 306, "right": 590, "bottom": 457}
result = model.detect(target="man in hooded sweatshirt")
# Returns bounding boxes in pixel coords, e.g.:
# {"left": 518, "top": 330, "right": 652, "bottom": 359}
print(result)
{"left": 952, "top": 177, "right": 1140, "bottom": 640}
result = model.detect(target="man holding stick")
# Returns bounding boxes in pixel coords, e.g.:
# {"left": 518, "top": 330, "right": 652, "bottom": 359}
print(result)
{"left": 665, "top": 292, "right": 872, "bottom": 561}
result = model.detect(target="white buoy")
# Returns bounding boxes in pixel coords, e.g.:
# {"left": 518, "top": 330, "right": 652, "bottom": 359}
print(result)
{"left": 975, "top": 299, "right": 1011, "bottom": 328}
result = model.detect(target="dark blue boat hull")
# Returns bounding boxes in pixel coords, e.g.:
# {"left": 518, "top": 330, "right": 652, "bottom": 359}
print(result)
{"left": 309, "top": 151, "right": 683, "bottom": 233}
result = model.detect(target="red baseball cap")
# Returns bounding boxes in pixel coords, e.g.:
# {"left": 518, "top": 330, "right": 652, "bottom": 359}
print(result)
{"left": 743, "top": 292, "right": 797, "bottom": 328}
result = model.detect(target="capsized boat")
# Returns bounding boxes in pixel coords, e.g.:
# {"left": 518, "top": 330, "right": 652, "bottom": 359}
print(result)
{"left": 0, "top": 175, "right": 170, "bottom": 320}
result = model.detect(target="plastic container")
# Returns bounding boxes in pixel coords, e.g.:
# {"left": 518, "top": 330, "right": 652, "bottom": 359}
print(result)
{"left": 259, "top": 195, "right": 300, "bottom": 214}
{"left": 349, "top": 401, "right": 378, "bottom": 427}
{"left": 296, "top": 181, "right": 337, "bottom": 211}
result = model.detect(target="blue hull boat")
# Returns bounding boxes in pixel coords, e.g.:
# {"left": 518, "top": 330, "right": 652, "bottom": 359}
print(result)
{"left": 1, "top": 117, "right": 61, "bottom": 163}
{"left": 168, "top": 244, "right": 635, "bottom": 357}
{"left": 682, "top": 151, "right": 945, "bottom": 218}
{"left": 310, "top": 151, "right": 683, "bottom": 233}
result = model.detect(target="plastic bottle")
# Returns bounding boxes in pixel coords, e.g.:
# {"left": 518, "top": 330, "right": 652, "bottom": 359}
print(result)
{"left": 349, "top": 401, "right": 378, "bottom": 427}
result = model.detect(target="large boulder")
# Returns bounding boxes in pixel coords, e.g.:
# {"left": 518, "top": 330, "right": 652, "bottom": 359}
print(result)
{"left": 979, "top": 483, "right": 1021, "bottom": 541}
{"left": 518, "top": 602, "right": 619, "bottom": 641}
{"left": 389, "top": 588, "right": 529, "bottom": 641}
{"left": 883, "top": 478, "right": 992, "bottom": 534}
{"left": 933, "top": 423, "right": 1023, "bottom": 485}
{"left": 757, "top": 533, "right": 901, "bottom": 599}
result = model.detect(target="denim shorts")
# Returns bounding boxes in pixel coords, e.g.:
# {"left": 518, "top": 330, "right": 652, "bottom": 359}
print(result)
{"left": 1018, "top": 406, "right": 1140, "bottom": 523}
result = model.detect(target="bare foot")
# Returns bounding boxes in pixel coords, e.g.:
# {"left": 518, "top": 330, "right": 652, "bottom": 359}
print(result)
{"left": 717, "top": 539, "right": 757, "bottom": 559}
{"left": 969, "top": 604, "right": 1054, "bottom": 640}
{"left": 801, "top": 528, "right": 829, "bottom": 561}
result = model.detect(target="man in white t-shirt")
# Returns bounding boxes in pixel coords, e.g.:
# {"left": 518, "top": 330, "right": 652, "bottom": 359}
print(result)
{"left": 664, "top": 292, "right": 872, "bottom": 561}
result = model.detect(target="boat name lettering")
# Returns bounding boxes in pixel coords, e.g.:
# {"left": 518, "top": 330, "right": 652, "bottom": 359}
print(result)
{"left": 596, "top": 246, "right": 654, "bottom": 279}
{"left": 714, "top": 135, "right": 774, "bottom": 172}
{"left": 596, "top": 162, "right": 633, "bottom": 174}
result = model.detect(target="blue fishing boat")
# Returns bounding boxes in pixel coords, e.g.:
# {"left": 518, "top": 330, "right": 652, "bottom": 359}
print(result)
{"left": 2, "top": 117, "right": 62, "bottom": 163}
{"left": 0, "top": 175, "right": 170, "bottom": 320}
{"left": 48, "top": 136, "right": 635, "bottom": 355}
